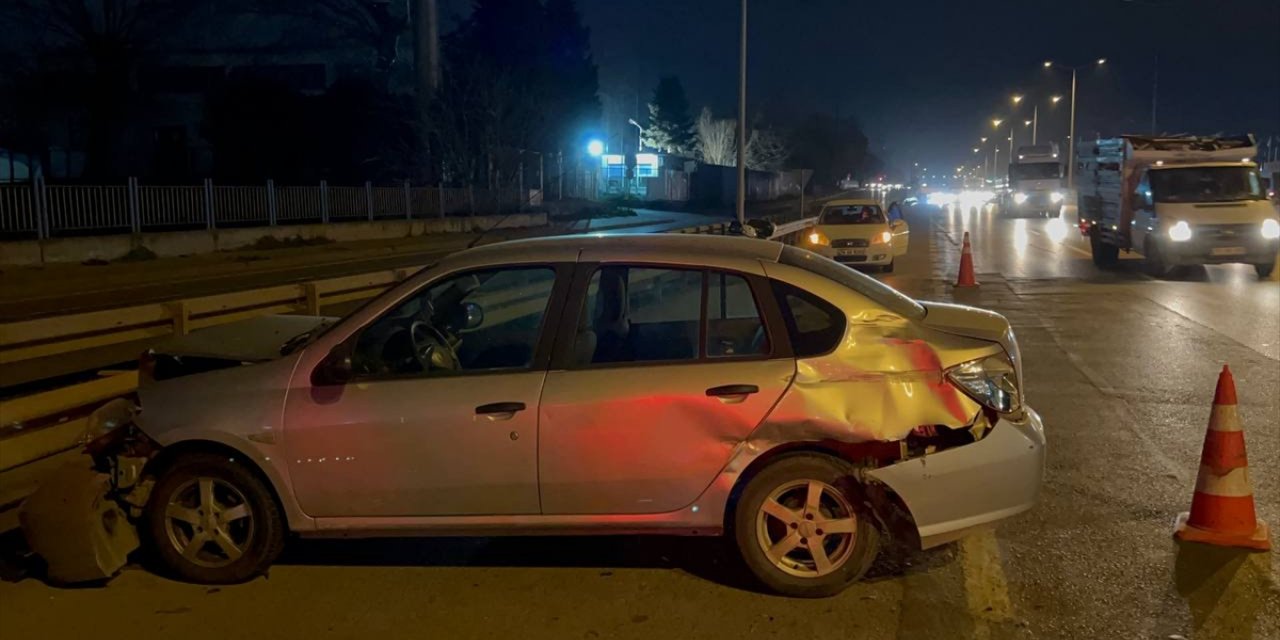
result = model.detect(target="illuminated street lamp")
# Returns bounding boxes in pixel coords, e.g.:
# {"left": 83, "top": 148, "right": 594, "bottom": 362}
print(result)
{"left": 587, "top": 139, "right": 605, "bottom": 157}
{"left": 1011, "top": 95, "right": 1024, "bottom": 105}
{"left": 1051, "top": 95, "right": 1063, "bottom": 104}
{"left": 1024, "top": 120, "right": 1033, "bottom": 126}
{"left": 992, "top": 118, "right": 1003, "bottom": 127}
{"left": 1045, "top": 57, "right": 1107, "bottom": 188}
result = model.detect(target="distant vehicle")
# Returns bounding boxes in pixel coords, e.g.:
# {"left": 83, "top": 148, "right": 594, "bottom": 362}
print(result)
{"left": 1077, "top": 135, "right": 1279, "bottom": 278}
{"left": 1002, "top": 144, "right": 1064, "bottom": 217}
{"left": 804, "top": 198, "right": 909, "bottom": 272}
{"left": 26, "top": 234, "right": 1044, "bottom": 598}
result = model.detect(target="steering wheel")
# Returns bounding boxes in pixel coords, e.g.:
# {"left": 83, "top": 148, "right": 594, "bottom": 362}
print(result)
{"left": 409, "top": 320, "right": 461, "bottom": 371}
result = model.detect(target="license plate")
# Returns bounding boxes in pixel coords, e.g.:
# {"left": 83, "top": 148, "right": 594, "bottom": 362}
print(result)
{"left": 1211, "top": 247, "right": 1246, "bottom": 256}
{"left": 838, "top": 249, "right": 864, "bottom": 256}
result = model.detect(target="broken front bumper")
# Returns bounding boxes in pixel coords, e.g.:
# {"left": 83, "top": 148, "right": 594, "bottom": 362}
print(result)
{"left": 868, "top": 408, "right": 1045, "bottom": 549}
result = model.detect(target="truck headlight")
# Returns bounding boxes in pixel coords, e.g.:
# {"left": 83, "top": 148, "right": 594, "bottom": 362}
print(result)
{"left": 1049, "top": 191, "right": 1064, "bottom": 203}
{"left": 1013, "top": 192, "right": 1028, "bottom": 204}
{"left": 1263, "top": 218, "right": 1280, "bottom": 240}
{"left": 1169, "top": 220, "right": 1192, "bottom": 242}
{"left": 947, "top": 353, "right": 1020, "bottom": 414}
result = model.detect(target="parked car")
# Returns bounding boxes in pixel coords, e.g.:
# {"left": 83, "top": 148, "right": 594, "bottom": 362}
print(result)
{"left": 803, "top": 198, "right": 910, "bottom": 272}
{"left": 45, "top": 234, "right": 1044, "bottom": 597}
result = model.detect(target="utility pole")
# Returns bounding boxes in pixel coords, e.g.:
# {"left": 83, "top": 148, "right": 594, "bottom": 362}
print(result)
{"left": 1032, "top": 104, "right": 1039, "bottom": 145}
{"left": 1067, "top": 67, "right": 1077, "bottom": 189}
{"left": 735, "top": 0, "right": 748, "bottom": 226}
{"left": 1150, "top": 54, "right": 1159, "bottom": 134}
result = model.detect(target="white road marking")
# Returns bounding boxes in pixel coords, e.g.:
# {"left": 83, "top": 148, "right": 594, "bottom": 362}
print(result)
{"left": 960, "top": 530, "right": 1015, "bottom": 638}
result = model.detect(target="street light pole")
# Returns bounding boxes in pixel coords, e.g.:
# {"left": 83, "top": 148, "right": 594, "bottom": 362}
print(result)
{"left": 1032, "top": 104, "right": 1038, "bottom": 145}
{"left": 735, "top": 0, "right": 748, "bottom": 226}
{"left": 1068, "top": 67, "right": 1077, "bottom": 188}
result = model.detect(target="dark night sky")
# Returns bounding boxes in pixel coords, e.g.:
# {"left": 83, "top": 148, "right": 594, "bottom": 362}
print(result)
{"left": 449, "top": 0, "right": 1280, "bottom": 178}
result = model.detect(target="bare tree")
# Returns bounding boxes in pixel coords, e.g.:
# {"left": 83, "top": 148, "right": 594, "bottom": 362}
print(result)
{"left": 746, "top": 126, "right": 789, "bottom": 171}
{"left": 696, "top": 107, "right": 736, "bottom": 166}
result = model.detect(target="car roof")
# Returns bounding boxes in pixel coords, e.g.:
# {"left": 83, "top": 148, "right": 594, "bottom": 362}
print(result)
{"left": 449, "top": 232, "right": 786, "bottom": 267}
{"left": 821, "top": 198, "right": 882, "bottom": 207}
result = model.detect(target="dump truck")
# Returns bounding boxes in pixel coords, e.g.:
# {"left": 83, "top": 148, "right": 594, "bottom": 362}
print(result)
{"left": 1076, "top": 134, "right": 1279, "bottom": 278}
{"left": 1003, "top": 143, "right": 1064, "bottom": 217}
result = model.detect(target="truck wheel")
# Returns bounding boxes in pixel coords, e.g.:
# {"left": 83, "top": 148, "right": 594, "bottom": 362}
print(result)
{"left": 732, "top": 454, "right": 880, "bottom": 598}
{"left": 1090, "top": 230, "right": 1119, "bottom": 268}
{"left": 1255, "top": 260, "right": 1276, "bottom": 279}
{"left": 1144, "top": 238, "right": 1175, "bottom": 279}
{"left": 143, "top": 453, "right": 285, "bottom": 584}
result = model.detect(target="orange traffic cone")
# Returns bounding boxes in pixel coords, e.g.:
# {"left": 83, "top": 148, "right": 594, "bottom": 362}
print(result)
{"left": 1173, "top": 365, "right": 1271, "bottom": 550}
{"left": 955, "top": 231, "right": 979, "bottom": 287}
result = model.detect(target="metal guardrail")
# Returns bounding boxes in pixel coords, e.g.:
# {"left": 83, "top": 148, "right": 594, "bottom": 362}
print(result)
{"left": 0, "top": 216, "right": 819, "bottom": 531}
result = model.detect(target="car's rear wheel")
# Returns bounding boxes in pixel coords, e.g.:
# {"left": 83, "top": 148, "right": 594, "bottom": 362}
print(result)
{"left": 144, "top": 453, "right": 285, "bottom": 584}
{"left": 732, "top": 454, "right": 880, "bottom": 598}
{"left": 882, "top": 259, "right": 895, "bottom": 273}
{"left": 1255, "top": 260, "right": 1276, "bottom": 279}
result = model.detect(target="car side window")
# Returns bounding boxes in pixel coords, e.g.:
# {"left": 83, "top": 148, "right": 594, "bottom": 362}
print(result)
{"left": 771, "top": 281, "right": 846, "bottom": 357}
{"left": 350, "top": 266, "right": 557, "bottom": 378}
{"left": 706, "top": 272, "right": 769, "bottom": 357}
{"left": 575, "top": 266, "right": 702, "bottom": 364}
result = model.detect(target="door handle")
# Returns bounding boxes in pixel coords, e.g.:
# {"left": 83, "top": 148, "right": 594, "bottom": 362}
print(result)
{"left": 475, "top": 402, "right": 526, "bottom": 415}
{"left": 705, "top": 384, "right": 759, "bottom": 397}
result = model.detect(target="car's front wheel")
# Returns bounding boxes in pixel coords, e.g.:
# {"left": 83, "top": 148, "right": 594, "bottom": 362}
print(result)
{"left": 143, "top": 453, "right": 285, "bottom": 584}
{"left": 732, "top": 454, "right": 880, "bottom": 598}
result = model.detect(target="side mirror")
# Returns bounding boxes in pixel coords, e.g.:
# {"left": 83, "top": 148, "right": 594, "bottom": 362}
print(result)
{"left": 311, "top": 347, "right": 353, "bottom": 386}
{"left": 461, "top": 302, "right": 484, "bottom": 330}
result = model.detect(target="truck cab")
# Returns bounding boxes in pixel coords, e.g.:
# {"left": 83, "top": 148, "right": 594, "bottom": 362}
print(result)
{"left": 1004, "top": 144, "right": 1065, "bottom": 218}
{"left": 1078, "top": 135, "right": 1280, "bottom": 278}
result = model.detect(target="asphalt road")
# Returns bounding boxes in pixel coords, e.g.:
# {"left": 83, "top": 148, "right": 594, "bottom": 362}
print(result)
{"left": 1, "top": 203, "right": 1277, "bottom": 639}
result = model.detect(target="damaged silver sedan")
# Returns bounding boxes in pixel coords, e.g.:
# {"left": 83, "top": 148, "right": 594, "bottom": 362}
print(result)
{"left": 25, "top": 234, "right": 1044, "bottom": 597}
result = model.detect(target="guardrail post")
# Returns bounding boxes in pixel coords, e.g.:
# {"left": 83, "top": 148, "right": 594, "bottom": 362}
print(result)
{"left": 128, "top": 177, "right": 141, "bottom": 234}
{"left": 365, "top": 181, "right": 374, "bottom": 221}
{"left": 302, "top": 283, "right": 321, "bottom": 315}
{"left": 203, "top": 178, "right": 215, "bottom": 230}
{"left": 403, "top": 180, "right": 412, "bottom": 220}
{"left": 165, "top": 301, "right": 190, "bottom": 336}
{"left": 266, "top": 179, "right": 277, "bottom": 226}
{"left": 33, "top": 175, "right": 49, "bottom": 239}
{"left": 320, "top": 180, "right": 329, "bottom": 224}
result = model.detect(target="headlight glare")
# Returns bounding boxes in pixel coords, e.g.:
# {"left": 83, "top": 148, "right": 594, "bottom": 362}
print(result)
{"left": 873, "top": 230, "right": 891, "bottom": 244}
{"left": 1169, "top": 220, "right": 1192, "bottom": 242}
{"left": 1049, "top": 191, "right": 1064, "bottom": 203}
{"left": 947, "top": 354, "right": 1020, "bottom": 413}
{"left": 1013, "top": 192, "right": 1028, "bottom": 204}
{"left": 1262, "top": 218, "right": 1280, "bottom": 240}
{"left": 809, "top": 231, "right": 829, "bottom": 246}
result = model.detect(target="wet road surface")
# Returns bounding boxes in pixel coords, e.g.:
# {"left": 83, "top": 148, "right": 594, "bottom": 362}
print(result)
{"left": 1, "top": 203, "right": 1277, "bottom": 639}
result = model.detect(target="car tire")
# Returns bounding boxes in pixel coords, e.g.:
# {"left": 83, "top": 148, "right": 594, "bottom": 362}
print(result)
{"left": 732, "top": 454, "right": 880, "bottom": 598}
{"left": 143, "top": 453, "right": 285, "bottom": 584}
{"left": 1255, "top": 260, "right": 1276, "bottom": 279}
{"left": 1090, "top": 230, "right": 1119, "bottom": 268}
{"left": 882, "top": 259, "right": 895, "bottom": 274}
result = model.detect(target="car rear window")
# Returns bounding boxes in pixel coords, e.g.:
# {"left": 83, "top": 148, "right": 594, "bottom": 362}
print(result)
{"left": 771, "top": 281, "right": 845, "bottom": 357}
{"left": 778, "top": 245, "right": 926, "bottom": 320}
{"left": 819, "top": 204, "right": 885, "bottom": 225}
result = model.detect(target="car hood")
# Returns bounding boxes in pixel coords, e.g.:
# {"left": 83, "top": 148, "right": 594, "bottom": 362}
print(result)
{"left": 152, "top": 314, "right": 335, "bottom": 362}
{"left": 817, "top": 223, "right": 890, "bottom": 240}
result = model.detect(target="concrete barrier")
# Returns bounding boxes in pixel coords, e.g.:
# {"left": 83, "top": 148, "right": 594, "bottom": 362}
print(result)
{"left": 0, "top": 213, "right": 549, "bottom": 266}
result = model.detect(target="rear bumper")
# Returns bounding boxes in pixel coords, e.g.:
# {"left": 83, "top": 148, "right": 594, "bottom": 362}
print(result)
{"left": 868, "top": 408, "right": 1046, "bottom": 549}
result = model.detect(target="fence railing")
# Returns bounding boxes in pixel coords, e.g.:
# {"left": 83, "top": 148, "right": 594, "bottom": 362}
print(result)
{"left": 0, "top": 179, "right": 528, "bottom": 239}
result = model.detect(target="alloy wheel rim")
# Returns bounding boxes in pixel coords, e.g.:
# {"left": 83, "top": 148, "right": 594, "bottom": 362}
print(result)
{"left": 755, "top": 479, "right": 857, "bottom": 578}
{"left": 164, "top": 477, "right": 255, "bottom": 568}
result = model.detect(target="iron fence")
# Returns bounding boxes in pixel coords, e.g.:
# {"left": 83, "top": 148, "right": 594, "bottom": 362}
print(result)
{"left": 0, "top": 179, "right": 530, "bottom": 239}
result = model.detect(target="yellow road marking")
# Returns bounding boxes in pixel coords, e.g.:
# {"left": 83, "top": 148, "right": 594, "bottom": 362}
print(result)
{"left": 960, "top": 529, "right": 1015, "bottom": 637}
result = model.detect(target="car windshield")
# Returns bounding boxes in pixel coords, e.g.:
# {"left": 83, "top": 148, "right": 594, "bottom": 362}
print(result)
{"left": 1009, "top": 162, "right": 1061, "bottom": 181}
{"left": 1150, "top": 166, "right": 1266, "bottom": 203}
{"left": 820, "top": 205, "right": 885, "bottom": 225}
{"left": 779, "top": 245, "right": 925, "bottom": 320}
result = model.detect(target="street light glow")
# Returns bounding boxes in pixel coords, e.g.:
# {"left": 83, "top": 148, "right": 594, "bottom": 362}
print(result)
{"left": 992, "top": 118, "right": 1003, "bottom": 127}
{"left": 1024, "top": 119, "right": 1033, "bottom": 126}
{"left": 1097, "top": 58, "right": 1107, "bottom": 65}
{"left": 1052, "top": 95, "right": 1063, "bottom": 103}
{"left": 1012, "top": 95, "right": 1023, "bottom": 104}
{"left": 1043, "top": 60, "right": 1053, "bottom": 68}
{"left": 981, "top": 137, "right": 988, "bottom": 143}
{"left": 586, "top": 139, "right": 604, "bottom": 157}
{"left": 973, "top": 147, "right": 980, "bottom": 153}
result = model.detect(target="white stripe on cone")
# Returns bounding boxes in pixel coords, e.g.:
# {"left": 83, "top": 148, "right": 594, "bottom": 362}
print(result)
{"left": 1194, "top": 465, "right": 1255, "bottom": 498}
{"left": 1207, "top": 405, "right": 1242, "bottom": 432}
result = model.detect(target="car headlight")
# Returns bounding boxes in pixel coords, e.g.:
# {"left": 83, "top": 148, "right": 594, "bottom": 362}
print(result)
{"left": 1262, "top": 218, "right": 1280, "bottom": 240}
{"left": 872, "top": 230, "right": 891, "bottom": 244}
{"left": 1013, "top": 192, "right": 1028, "bottom": 204}
{"left": 808, "top": 231, "right": 829, "bottom": 246}
{"left": 1168, "top": 220, "right": 1192, "bottom": 242}
{"left": 947, "top": 353, "right": 1020, "bottom": 414}
{"left": 1049, "top": 191, "right": 1064, "bottom": 203}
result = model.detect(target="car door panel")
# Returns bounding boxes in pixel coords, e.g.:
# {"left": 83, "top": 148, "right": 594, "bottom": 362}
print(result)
{"left": 892, "top": 220, "right": 910, "bottom": 256}
{"left": 538, "top": 358, "right": 795, "bottom": 514}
